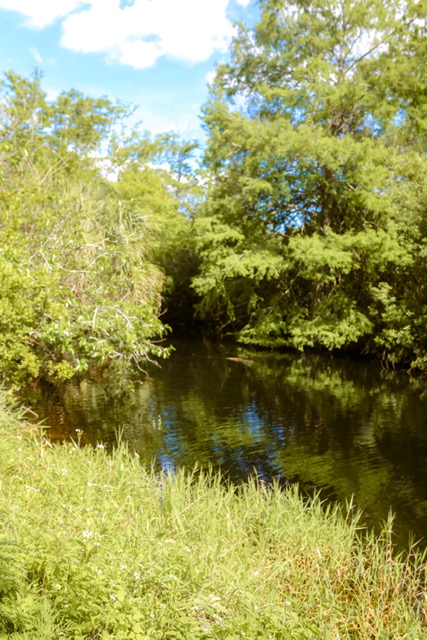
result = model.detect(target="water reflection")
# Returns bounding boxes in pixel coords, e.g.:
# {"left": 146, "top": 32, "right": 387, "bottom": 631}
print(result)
{"left": 28, "top": 340, "right": 427, "bottom": 546}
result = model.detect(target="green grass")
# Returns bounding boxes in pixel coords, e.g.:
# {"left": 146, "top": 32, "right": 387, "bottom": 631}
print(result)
{"left": 0, "top": 393, "right": 426, "bottom": 639}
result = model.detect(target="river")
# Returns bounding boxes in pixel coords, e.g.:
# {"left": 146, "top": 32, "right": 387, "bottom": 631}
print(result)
{"left": 27, "top": 339, "right": 427, "bottom": 548}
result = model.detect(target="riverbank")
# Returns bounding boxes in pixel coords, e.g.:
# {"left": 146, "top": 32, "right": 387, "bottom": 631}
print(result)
{"left": 0, "top": 394, "right": 426, "bottom": 639}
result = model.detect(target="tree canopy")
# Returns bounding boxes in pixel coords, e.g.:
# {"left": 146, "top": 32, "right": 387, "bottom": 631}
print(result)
{"left": 0, "top": 71, "right": 195, "bottom": 387}
{"left": 193, "top": 0, "right": 427, "bottom": 369}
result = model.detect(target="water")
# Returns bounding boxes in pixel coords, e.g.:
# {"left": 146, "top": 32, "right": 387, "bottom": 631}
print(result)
{"left": 28, "top": 339, "right": 427, "bottom": 547}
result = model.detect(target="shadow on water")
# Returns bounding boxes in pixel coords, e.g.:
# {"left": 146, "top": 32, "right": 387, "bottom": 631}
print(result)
{"left": 24, "top": 339, "right": 427, "bottom": 549}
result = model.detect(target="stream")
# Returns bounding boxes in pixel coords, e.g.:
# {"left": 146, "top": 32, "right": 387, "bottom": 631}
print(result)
{"left": 28, "top": 339, "right": 427, "bottom": 548}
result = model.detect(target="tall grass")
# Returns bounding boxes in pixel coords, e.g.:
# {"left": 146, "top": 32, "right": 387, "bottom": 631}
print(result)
{"left": 0, "top": 393, "right": 426, "bottom": 639}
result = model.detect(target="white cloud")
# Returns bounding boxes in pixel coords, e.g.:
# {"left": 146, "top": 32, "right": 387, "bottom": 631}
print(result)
{"left": 117, "top": 40, "right": 163, "bottom": 70}
{"left": 0, "top": 0, "right": 84, "bottom": 28}
{"left": 61, "top": 0, "right": 234, "bottom": 68}
{"left": 134, "top": 103, "right": 201, "bottom": 137}
{"left": 0, "top": 0, "right": 244, "bottom": 69}
{"left": 205, "top": 70, "right": 217, "bottom": 85}
{"left": 30, "top": 47, "right": 43, "bottom": 64}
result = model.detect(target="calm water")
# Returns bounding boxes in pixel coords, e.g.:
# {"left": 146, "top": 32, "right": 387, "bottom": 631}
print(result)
{"left": 29, "top": 340, "right": 427, "bottom": 546}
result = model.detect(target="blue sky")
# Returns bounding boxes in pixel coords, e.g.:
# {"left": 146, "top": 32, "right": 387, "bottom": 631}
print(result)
{"left": 0, "top": 0, "right": 258, "bottom": 140}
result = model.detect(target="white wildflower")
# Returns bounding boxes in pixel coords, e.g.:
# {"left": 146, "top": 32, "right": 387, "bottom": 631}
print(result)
{"left": 209, "top": 594, "right": 221, "bottom": 602}
{"left": 81, "top": 530, "right": 93, "bottom": 540}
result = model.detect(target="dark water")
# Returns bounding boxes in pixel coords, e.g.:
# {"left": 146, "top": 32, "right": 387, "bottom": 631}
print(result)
{"left": 29, "top": 340, "right": 427, "bottom": 547}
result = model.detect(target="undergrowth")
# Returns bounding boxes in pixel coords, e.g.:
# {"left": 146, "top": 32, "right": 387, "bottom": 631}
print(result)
{"left": 0, "top": 393, "right": 426, "bottom": 639}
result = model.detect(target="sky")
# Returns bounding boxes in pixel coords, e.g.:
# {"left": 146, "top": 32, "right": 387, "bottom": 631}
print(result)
{"left": 0, "top": 0, "right": 257, "bottom": 141}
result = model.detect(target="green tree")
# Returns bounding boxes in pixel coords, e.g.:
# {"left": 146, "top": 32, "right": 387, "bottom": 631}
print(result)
{"left": 0, "top": 71, "right": 180, "bottom": 388}
{"left": 194, "top": 0, "right": 427, "bottom": 366}
{"left": 112, "top": 129, "right": 202, "bottom": 332}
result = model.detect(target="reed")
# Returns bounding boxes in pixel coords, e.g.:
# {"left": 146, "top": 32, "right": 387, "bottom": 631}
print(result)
{"left": 0, "top": 394, "right": 425, "bottom": 639}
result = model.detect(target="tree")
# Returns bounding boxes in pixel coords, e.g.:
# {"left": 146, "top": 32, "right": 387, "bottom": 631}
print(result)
{"left": 0, "top": 71, "right": 179, "bottom": 388}
{"left": 193, "top": 0, "right": 427, "bottom": 367}
{"left": 113, "top": 131, "right": 202, "bottom": 333}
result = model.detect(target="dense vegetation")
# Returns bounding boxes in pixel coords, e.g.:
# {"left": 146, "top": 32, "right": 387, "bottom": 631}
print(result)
{"left": 0, "top": 71, "right": 197, "bottom": 387}
{"left": 3, "top": 0, "right": 427, "bottom": 389}
{"left": 195, "top": 0, "right": 427, "bottom": 368}
{"left": 0, "top": 395, "right": 426, "bottom": 639}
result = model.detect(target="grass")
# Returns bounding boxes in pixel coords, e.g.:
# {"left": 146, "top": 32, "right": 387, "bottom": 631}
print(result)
{"left": 0, "top": 393, "right": 426, "bottom": 639}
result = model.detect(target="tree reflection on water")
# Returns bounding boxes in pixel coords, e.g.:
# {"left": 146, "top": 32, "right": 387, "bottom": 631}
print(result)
{"left": 29, "top": 340, "right": 427, "bottom": 548}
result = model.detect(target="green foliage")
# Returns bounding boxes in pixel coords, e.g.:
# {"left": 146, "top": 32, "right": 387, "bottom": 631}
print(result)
{"left": 193, "top": 0, "right": 427, "bottom": 367}
{"left": 112, "top": 131, "right": 202, "bottom": 333}
{"left": 0, "top": 70, "right": 192, "bottom": 387}
{"left": 0, "top": 397, "right": 426, "bottom": 639}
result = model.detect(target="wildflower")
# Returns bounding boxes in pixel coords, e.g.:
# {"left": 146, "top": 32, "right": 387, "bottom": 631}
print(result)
{"left": 134, "top": 572, "right": 141, "bottom": 581}
{"left": 209, "top": 594, "right": 221, "bottom": 602}
{"left": 110, "top": 594, "right": 117, "bottom": 601}
{"left": 82, "top": 530, "right": 93, "bottom": 540}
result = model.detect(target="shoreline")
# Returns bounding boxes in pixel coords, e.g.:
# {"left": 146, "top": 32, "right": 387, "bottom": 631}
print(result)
{"left": 0, "top": 394, "right": 426, "bottom": 639}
